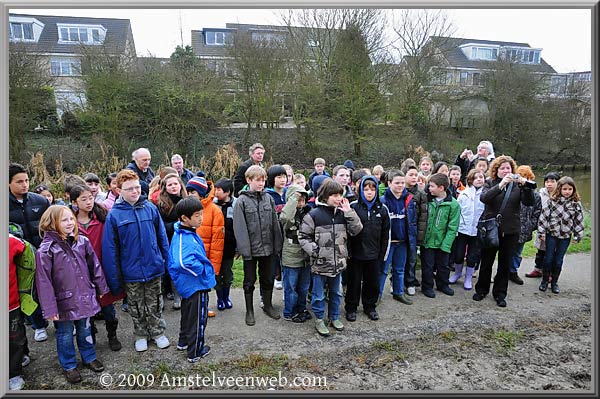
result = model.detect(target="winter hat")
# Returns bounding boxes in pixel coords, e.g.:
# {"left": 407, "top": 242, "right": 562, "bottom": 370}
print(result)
{"left": 186, "top": 176, "right": 208, "bottom": 197}
{"left": 312, "top": 175, "right": 329, "bottom": 197}
{"left": 343, "top": 159, "right": 355, "bottom": 171}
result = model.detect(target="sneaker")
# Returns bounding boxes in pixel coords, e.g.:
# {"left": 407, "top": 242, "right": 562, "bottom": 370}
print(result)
{"left": 34, "top": 328, "right": 48, "bottom": 342}
{"left": 135, "top": 338, "right": 148, "bottom": 352}
{"left": 21, "top": 355, "right": 31, "bottom": 367}
{"left": 188, "top": 345, "right": 211, "bottom": 362}
{"left": 176, "top": 341, "right": 188, "bottom": 350}
{"left": 345, "top": 311, "right": 357, "bottom": 322}
{"left": 315, "top": 319, "right": 330, "bottom": 336}
{"left": 495, "top": 297, "right": 507, "bottom": 307}
{"left": 173, "top": 298, "right": 182, "bottom": 310}
{"left": 422, "top": 289, "right": 436, "bottom": 298}
{"left": 389, "top": 285, "right": 394, "bottom": 294}
{"left": 274, "top": 279, "right": 283, "bottom": 290}
{"left": 153, "top": 335, "right": 170, "bottom": 349}
{"left": 259, "top": 298, "right": 264, "bottom": 309}
{"left": 393, "top": 294, "right": 413, "bottom": 305}
{"left": 9, "top": 376, "right": 25, "bottom": 390}
{"left": 364, "top": 310, "right": 379, "bottom": 321}
{"left": 301, "top": 310, "right": 312, "bottom": 320}
{"left": 437, "top": 285, "right": 455, "bottom": 296}
{"left": 407, "top": 286, "right": 416, "bottom": 296}
{"left": 208, "top": 310, "right": 216, "bottom": 318}
{"left": 525, "top": 268, "right": 543, "bottom": 278}
{"left": 329, "top": 319, "right": 344, "bottom": 331}
{"left": 165, "top": 292, "right": 175, "bottom": 300}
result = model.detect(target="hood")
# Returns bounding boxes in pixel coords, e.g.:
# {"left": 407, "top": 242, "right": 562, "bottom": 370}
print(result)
{"left": 239, "top": 189, "right": 264, "bottom": 200}
{"left": 200, "top": 181, "right": 215, "bottom": 206}
{"left": 312, "top": 175, "right": 329, "bottom": 196}
{"left": 358, "top": 175, "right": 380, "bottom": 211}
{"left": 285, "top": 184, "right": 309, "bottom": 202}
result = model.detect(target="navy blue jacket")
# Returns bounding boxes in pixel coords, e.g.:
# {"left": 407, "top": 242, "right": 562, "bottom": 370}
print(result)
{"left": 9, "top": 192, "right": 50, "bottom": 249}
{"left": 380, "top": 187, "right": 418, "bottom": 250}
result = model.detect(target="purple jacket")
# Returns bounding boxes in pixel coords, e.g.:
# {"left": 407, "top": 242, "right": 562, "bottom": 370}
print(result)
{"left": 35, "top": 231, "right": 109, "bottom": 321}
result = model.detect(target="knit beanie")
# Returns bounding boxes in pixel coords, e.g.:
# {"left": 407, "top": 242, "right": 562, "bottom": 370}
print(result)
{"left": 343, "top": 159, "right": 355, "bottom": 170}
{"left": 186, "top": 176, "right": 208, "bottom": 197}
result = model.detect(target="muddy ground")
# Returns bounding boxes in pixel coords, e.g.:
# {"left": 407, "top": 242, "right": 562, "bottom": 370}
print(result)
{"left": 20, "top": 253, "right": 593, "bottom": 392}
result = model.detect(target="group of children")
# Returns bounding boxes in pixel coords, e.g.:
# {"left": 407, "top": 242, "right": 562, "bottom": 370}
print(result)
{"left": 8, "top": 146, "right": 586, "bottom": 389}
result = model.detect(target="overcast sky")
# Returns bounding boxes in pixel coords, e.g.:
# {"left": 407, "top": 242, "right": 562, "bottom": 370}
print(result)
{"left": 10, "top": 8, "right": 592, "bottom": 73}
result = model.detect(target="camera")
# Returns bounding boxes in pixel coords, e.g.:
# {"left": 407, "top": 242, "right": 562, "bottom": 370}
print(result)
{"left": 512, "top": 174, "right": 520, "bottom": 180}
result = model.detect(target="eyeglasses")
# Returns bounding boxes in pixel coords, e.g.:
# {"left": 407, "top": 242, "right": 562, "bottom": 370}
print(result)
{"left": 121, "top": 185, "right": 142, "bottom": 192}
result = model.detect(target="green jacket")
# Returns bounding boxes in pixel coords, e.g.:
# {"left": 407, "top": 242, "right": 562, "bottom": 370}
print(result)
{"left": 280, "top": 185, "right": 311, "bottom": 267}
{"left": 16, "top": 238, "right": 39, "bottom": 316}
{"left": 423, "top": 190, "right": 460, "bottom": 253}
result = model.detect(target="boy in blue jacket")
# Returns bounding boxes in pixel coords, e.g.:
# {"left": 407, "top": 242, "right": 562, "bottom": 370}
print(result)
{"left": 169, "top": 197, "right": 216, "bottom": 362}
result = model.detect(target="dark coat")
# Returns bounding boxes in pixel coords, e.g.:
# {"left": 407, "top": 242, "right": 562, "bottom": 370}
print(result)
{"left": 480, "top": 178, "right": 535, "bottom": 236}
{"left": 233, "top": 159, "right": 255, "bottom": 197}
{"left": 215, "top": 197, "right": 237, "bottom": 258}
{"left": 380, "top": 187, "right": 418, "bottom": 250}
{"left": 125, "top": 161, "right": 155, "bottom": 196}
{"left": 35, "top": 232, "right": 109, "bottom": 320}
{"left": 9, "top": 192, "right": 50, "bottom": 249}
{"left": 406, "top": 185, "right": 429, "bottom": 245}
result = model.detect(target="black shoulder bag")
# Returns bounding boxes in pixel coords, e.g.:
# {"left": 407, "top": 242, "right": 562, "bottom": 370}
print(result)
{"left": 477, "top": 182, "right": 513, "bottom": 248}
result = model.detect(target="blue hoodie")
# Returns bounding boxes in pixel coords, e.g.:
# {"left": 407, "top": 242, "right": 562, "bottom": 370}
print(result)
{"left": 380, "top": 187, "right": 418, "bottom": 250}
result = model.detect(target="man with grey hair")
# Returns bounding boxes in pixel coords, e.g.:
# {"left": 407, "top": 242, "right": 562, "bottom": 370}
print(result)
{"left": 233, "top": 143, "right": 265, "bottom": 196}
{"left": 126, "top": 148, "right": 155, "bottom": 196}
{"left": 454, "top": 140, "right": 496, "bottom": 185}
{"left": 171, "top": 154, "right": 194, "bottom": 185}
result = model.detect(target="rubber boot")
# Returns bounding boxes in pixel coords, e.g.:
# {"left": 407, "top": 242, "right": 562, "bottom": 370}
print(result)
{"left": 244, "top": 291, "right": 255, "bottom": 326}
{"left": 464, "top": 266, "right": 475, "bottom": 290}
{"left": 105, "top": 319, "right": 122, "bottom": 351}
{"left": 539, "top": 270, "right": 550, "bottom": 292}
{"left": 223, "top": 286, "right": 233, "bottom": 309}
{"left": 449, "top": 263, "right": 463, "bottom": 284}
{"left": 261, "top": 289, "right": 281, "bottom": 320}
{"left": 551, "top": 269, "right": 561, "bottom": 294}
{"left": 216, "top": 289, "right": 225, "bottom": 311}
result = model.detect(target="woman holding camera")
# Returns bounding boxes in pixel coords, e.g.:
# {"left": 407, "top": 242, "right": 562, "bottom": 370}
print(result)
{"left": 472, "top": 155, "right": 535, "bottom": 307}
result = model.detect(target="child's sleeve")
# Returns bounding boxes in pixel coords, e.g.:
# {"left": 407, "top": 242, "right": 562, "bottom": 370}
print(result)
{"left": 101, "top": 214, "right": 123, "bottom": 295}
{"left": 416, "top": 193, "right": 428, "bottom": 245}
{"left": 210, "top": 207, "right": 225, "bottom": 275}
{"left": 379, "top": 206, "right": 391, "bottom": 262}
{"left": 233, "top": 198, "right": 252, "bottom": 259}
{"left": 34, "top": 249, "right": 58, "bottom": 319}
{"left": 441, "top": 201, "right": 461, "bottom": 253}
{"left": 84, "top": 238, "right": 110, "bottom": 296}
{"left": 344, "top": 208, "right": 363, "bottom": 237}
{"left": 537, "top": 203, "right": 550, "bottom": 236}
{"left": 298, "top": 213, "right": 319, "bottom": 259}
{"left": 271, "top": 198, "right": 283, "bottom": 254}
{"left": 573, "top": 203, "right": 585, "bottom": 242}
{"left": 280, "top": 195, "right": 298, "bottom": 230}
{"left": 154, "top": 208, "right": 170, "bottom": 270}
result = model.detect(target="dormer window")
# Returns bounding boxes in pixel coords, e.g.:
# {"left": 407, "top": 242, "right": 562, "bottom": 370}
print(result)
{"left": 10, "top": 22, "right": 34, "bottom": 40}
{"left": 205, "top": 30, "right": 231, "bottom": 46}
{"left": 9, "top": 17, "right": 44, "bottom": 42}
{"left": 57, "top": 24, "right": 106, "bottom": 45}
{"left": 471, "top": 47, "right": 498, "bottom": 61}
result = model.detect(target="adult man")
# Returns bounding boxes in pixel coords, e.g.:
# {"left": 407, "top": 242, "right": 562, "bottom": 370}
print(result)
{"left": 126, "top": 148, "right": 155, "bottom": 196}
{"left": 171, "top": 154, "right": 195, "bottom": 185}
{"left": 8, "top": 163, "right": 50, "bottom": 342}
{"left": 454, "top": 140, "right": 496, "bottom": 184}
{"left": 233, "top": 143, "right": 265, "bottom": 197}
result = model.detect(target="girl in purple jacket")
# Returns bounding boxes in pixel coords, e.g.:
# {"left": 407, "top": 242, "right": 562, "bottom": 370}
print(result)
{"left": 35, "top": 205, "right": 110, "bottom": 384}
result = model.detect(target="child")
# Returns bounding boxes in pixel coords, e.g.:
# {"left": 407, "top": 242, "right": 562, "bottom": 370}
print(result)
{"left": 233, "top": 165, "right": 283, "bottom": 326}
{"left": 526, "top": 172, "right": 560, "bottom": 278}
{"left": 417, "top": 173, "right": 427, "bottom": 192}
{"left": 70, "top": 185, "right": 123, "bottom": 351}
{"left": 213, "top": 178, "right": 237, "bottom": 311}
{"left": 308, "top": 175, "right": 329, "bottom": 209}
{"left": 537, "top": 176, "right": 584, "bottom": 294}
{"left": 379, "top": 170, "right": 416, "bottom": 305}
{"left": 266, "top": 165, "right": 288, "bottom": 291}
{"left": 308, "top": 157, "right": 330, "bottom": 191}
{"left": 448, "top": 165, "right": 465, "bottom": 198}
{"left": 420, "top": 173, "right": 460, "bottom": 298}
{"left": 282, "top": 164, "right": 294, "bottom": 188}
{"left": 34, "top": 184, "right": 65, "bottom": 205}
{"left": 474, "top": 157, "right": 489, "bottom": 176}
{"left": 509, "top": 165, "right": 541, "bottom": 285}
{"left": 35, "top": 205, "right": 109, "bottom": 383}
{"left": 102, "top": 169, "right": 171, "bottom": 352}
{"left": 293, "top": 173, "right": 307, "bottom": 190}
{"left": 347, "top": 176, "right": 390, "bottom": 320}
{"left": 449, "top": 169, "right": 485, "bottom": 290}
{"left": 102, "top": 173, "right": 119, "bottom": 212}
{"left": 168, "top": 197, "right": 216, "bottom": 362}
{"left": 333, "top": 165, "right": 357, "bottom": 203}
{"left": 187, "top": 175, "right": 224, "bottom": 317}
{"left": 83, "top": 172, "right": 105, "bottom": 203}
{"left": 419, "top": 156, "right": 433, "bottom": 178}
{"left": 299, "top": 178, "right": 363, "bottom": 336}
{"left": 280, "top": 184, "right": 312, "bottom": 322}
{"left": 404, "top": 166, "right": 429, "bottom": 295}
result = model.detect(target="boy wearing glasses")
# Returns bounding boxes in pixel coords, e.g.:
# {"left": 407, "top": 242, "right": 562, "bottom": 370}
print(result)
{"left": 102, "top": 169, "right": 171, "bottom": 352}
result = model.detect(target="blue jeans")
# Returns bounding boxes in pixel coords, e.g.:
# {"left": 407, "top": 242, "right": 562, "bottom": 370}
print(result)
{"left": 404, "top": 246, "right": 418, "bottom": 287}
{"left": 379, "top": 242, "right": 407, "bottom": 297}
{"left": 510, "top": 242, "right": 526, "bottom": 273}
{"left": 311, "top": 273, "right": 342, "bottom": 321}
{"left": 55, "top": 318, "right": 97, "bottom": 371}
{"left": 27, "top": 305, "right": 49, "bottom": 330}
{"left": 543, "top": 235, "right": 571, "bottom": 273}
{"left": 282, "top": 266, "right": 311, "bottom": 318}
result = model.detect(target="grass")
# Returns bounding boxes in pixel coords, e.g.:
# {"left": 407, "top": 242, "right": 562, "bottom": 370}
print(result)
{"left": 230, "top": 353, "right": 289, "bottom": 376}
{"left": 490, "top": 329, "right": 525, "bottom": 355}
{"left": 372, "top": 339, "right": 407, "bottom": 362}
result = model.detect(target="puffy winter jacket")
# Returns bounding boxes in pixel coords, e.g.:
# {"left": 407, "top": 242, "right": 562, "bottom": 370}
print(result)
{"left": 406, "top": 184, "right": 429, "bottom": 245}
{"left": 423, "top": 191, "right": 461, "bottom": 253}
{"left": 280, "top": 185, "right": 311, "bottom": 267}
{"left": 102, "top": 197, "right": 168, "bottom": 294}
{"left": 168, "top": 223, "right": 216, "bottom": 299}
{"left": 457, "top": 186, "right": 485, "bottom": 237}
{"left": 350, "top": 177, "right": 391, "bottom": 261}
{"left": 233, "top": 189, "right": 283, "bottom": 260}
{"left": 298, "top": 199, "right": 363, "bottom": 277}
{"left": 196, "top": 183, "right": 225, "bottom": 275}
{"left": 214, "top": 196, "right": 237, "bottom": 258}
{"left": 35, "top": 231, "right": 109, "bottom": 320}
{"left": 9, "top": 192, "right": 50, "bottom": 249}
{"left": 518, "top": 190, "right": 542, "bottom": 243}
{"left": 380, "top": 187, "right": 418, "bottom": 250}
{"left": 480, "top": 178, "right": 535, "bottom": 236}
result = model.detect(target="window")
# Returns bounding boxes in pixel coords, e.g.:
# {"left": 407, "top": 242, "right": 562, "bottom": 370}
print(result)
{"left": 472, "top": 72, "right": 481, "bottom": 86}
{"left": 308, "top": 39, "right": 319, "bottom": 47}
{"left": 58, "top": 25, "right": 104, "bottom": 44}
{"left": 55, "top": 91, "right": 86, "bottom": 118}
{"left": 10, "top": 22, "right": 34, "bottom": 40}
{"left": 471, "top": 47, "right": 497, "bottom": 61}
{"left": 460, "top": 71, "right": 468, "bottom": 85}
{"left": 251, "top": 31, "right": 286, "bottom": 45}
{"left": 50, "top": 59, "right": 82, "bottom": 76}
{"left": 205, "top": 31, "right": 230, "bottom": 46}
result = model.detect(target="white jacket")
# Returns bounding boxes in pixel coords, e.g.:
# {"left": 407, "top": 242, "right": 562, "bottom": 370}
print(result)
{"left": 457, "top": 186, "right": 485, "bottom": 236}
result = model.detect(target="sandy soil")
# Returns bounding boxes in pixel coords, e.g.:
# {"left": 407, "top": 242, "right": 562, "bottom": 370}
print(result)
{"left": 20, "top": 252, "right": 593, "bottom": 392}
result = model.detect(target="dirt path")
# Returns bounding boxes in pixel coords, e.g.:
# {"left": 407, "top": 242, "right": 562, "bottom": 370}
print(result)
{"left": 21, "top": 253, "right": 593, "bottom": 391}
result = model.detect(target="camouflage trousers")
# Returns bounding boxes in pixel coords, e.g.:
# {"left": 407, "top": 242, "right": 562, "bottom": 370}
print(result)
{"left": 124, "top": 277, "right": 166, "bottom": 339}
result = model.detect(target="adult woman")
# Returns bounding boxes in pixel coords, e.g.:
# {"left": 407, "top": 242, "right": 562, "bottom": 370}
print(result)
{"left": 472, "top": 155, "right": 535, "bottom": 307}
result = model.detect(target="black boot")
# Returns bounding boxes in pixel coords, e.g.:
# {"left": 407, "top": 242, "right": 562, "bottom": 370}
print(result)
{"left": 105, "top": 319, "right": 122, "bottom": 351}
{"left": 539, "top": 271, "right": 550, "bottom": 292}
{"left": 262, "top": 289, "right": 281, "bottom": 320}
{"left": 91, "top": 319, "right": 98, "bottom": 344}
{"left": 244, "top": 291, "right": 255, "bottom": 326}
{"left": 551, "top": 270, "right": 561, "bottom": 294}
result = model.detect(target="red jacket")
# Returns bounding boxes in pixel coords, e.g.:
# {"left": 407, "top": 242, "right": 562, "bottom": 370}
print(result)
{"left": 9, "top": 235, "right": 25, "bottom": 311}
